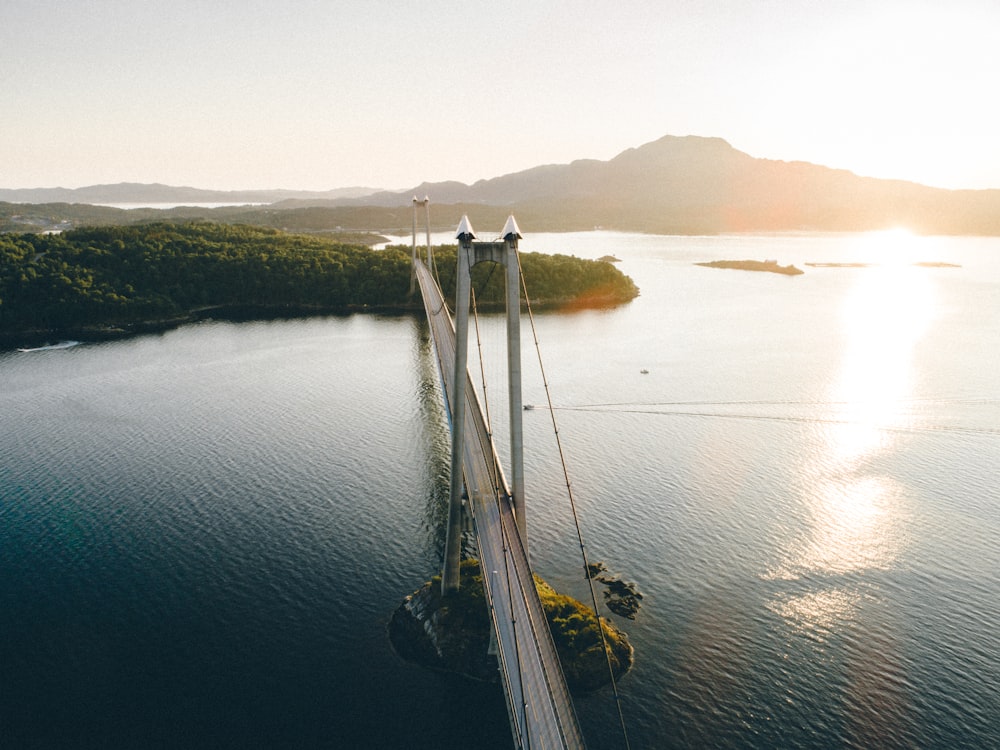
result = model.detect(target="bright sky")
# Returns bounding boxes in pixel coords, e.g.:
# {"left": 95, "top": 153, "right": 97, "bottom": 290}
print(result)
{"left": 3, "top": 0, "right": 999, "bottom": 191}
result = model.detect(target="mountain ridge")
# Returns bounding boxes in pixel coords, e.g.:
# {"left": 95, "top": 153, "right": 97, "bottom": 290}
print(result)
{"left": 260, "top": 135, "right": 1000, "bottom": 235}
{"left": 4, "top": 134, "right": 1000, "bottom": 235}
{"left": 0, "top": 183, "right": 379, "bottom": 205}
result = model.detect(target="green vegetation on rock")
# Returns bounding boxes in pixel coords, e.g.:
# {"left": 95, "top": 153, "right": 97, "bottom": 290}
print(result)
{"left": 533, "top": 575, "right": 633, "bottom": 692}
{"left": 430, "top": 245, "right": 637, "bottom": 310}
{"left": 388, "top": 559, "right": 633, "bottom": 693}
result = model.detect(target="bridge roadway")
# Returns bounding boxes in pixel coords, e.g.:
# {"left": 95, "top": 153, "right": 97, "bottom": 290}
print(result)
{"left": 415, "top": 258, "right": 586, "bottom": 749}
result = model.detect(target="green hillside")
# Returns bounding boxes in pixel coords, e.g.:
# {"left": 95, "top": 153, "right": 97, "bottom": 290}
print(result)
{"left": 0, "top": 222, "right": 638, "bottom": 342}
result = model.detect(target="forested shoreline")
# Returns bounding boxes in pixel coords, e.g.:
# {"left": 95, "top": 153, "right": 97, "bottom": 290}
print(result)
{"left": 0, "top": 222, "right": 638, "bottom": 345}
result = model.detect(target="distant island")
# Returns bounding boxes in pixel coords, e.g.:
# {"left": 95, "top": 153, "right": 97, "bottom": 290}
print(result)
{"left": 805, "top": 261, "right": 962, "bottom": 268}
{"left": 805, "top": 262, "right": 874, "bottom": 268}
{"left": 0, "top": 222, "right": 639, "bottom": 346}
{"left": 696, "top": 259, "right": 804, "bottom": 275}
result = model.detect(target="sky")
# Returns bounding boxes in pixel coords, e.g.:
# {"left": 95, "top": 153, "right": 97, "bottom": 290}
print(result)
{"left": 3, "top": 0, "right": 1000, "bottom": 192}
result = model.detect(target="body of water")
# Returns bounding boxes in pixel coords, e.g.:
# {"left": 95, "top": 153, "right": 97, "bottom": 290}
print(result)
{"left": 2, "top": 231, "right": 998, "bottom": 748}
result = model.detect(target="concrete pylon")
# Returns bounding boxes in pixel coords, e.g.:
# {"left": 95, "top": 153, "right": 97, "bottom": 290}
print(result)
{"left": 410, "top": 197, "right": 418, "bottom": 296}
{"left": 441, "top": 215, "right": 528, "bottom": 594}
{"left": 442, "top": 216, "right": 475, "bottom": 595}
{"left": 502, "top": 216, "right": 526, "bottom": 545}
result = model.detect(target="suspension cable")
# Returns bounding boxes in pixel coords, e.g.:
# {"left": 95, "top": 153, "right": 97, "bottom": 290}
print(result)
{"left": 469, "top": 273, "right": 498, "bottom": 527}
{"left": 472, "top": 282, "right": 530, "bottom": 746}
{"left": 499, "top": 496, "right": 530, "bottom": 749}
{"left": 516, "top": 247, "right": 633, "bottom": 750}
{"left": 471, "top": 286, "right": 494, "bottom": 442}
{"left": 427, "top": 243, "right": 449, "bottom": 317}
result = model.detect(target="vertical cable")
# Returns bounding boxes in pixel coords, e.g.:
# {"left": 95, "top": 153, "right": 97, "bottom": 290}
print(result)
{"left": 516, "top": 248, "right": 632, "bottom": 750}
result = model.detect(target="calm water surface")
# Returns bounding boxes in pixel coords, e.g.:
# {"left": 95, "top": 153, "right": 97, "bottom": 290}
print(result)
{"left": 2, "top": 231, "right": 998, "bottom": 748}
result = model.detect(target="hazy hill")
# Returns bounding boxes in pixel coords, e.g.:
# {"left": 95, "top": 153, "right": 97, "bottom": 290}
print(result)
{"left": 0, "top": 183, "right": 379, "bottom": 205}
{"left": 358, "top": 135, "right": 1000, "bottom": 235}
{"left": 4, "top": 135, "right": 1000, "bottom": 235}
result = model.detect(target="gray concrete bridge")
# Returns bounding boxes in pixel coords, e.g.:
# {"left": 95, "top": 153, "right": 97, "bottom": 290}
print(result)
{"left": 413, "top": 214, "right": 586, "bottom": 750}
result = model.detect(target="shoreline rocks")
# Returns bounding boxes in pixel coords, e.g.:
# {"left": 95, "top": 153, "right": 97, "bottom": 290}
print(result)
{"left": 585, "top": 562, "right": 644, "bottom": 620}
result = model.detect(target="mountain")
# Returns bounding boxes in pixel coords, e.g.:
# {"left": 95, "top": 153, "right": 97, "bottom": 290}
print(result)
{"left": 4, "top": 135, "right": 1000, "bottom": 235}
{"left": 354, "top": 135, "right": 1000, "bottom": 235}
{"left": 0, "top": 183, "right": 379, "bottom": 205}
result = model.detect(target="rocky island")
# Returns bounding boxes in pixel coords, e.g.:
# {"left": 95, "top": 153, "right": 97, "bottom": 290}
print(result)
{"left": 389, "top": 559, "right": 633, "bottom": 693}
{"left": 696, "top": 259, "right": 804, "bottom": 275}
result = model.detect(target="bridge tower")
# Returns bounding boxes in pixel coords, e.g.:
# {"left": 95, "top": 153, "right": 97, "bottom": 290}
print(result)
{"left": 410, "top": 196, "right": 430, "bottom": 296}
{"left": 442, "top": 214, "right": 526, "bottom": 594}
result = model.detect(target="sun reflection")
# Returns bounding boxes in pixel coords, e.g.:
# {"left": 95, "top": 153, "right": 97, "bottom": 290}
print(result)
{"left": 769, "top": 231, "right": 935, "bottom": 632}
{"left": 766, "top": 473, "right": 903, "bottom": 585}
{"left": 768, "top": 588, "right": 860, "bottom": 640}
{"left": 857, "top": 227, "right": 916, "bottom": 267}
{"left": 831, "top": 255, "right": 936, "bottom": 463}
{"left": 801, "top": 476, "right": 902, "bottom": 576}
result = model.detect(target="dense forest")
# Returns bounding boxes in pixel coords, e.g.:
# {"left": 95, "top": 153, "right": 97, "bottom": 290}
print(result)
{"left": 0, "top": 222, "right": 638, "bottom": 341}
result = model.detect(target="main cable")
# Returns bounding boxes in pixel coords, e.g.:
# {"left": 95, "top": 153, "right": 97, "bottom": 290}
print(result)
{"left": 472, "top": 283, "right": 531, "bottom": 746}
{"left": 515, "top": 247, "right": 632, "bottom": 750}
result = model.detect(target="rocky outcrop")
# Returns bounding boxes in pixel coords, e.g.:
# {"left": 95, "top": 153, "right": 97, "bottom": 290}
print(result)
{"left": 388, "top": 576, "right": 497, "bottom": 683}
{"left": 388, "top": 560, "right": 633, "bottom": 693}
{"left": 585, "top": 562, "right": 644, "bottom": 620}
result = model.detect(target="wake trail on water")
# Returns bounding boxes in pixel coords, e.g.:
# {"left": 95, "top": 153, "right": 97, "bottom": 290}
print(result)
{"left": 541, "top": 399, "right": 1000, "bottom": 438}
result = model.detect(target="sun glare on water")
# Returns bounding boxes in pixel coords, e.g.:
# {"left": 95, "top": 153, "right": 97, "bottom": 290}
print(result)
{"left": 833, "top": 229, "right": 937, "bottom": 461}
{"left": 770, "top": 230, "right": 937, "bottom": 632}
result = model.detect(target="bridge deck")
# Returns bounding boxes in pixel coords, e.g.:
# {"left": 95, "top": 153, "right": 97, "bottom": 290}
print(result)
{"left": 415, "top": 259, "right": 585, "bottom": 750}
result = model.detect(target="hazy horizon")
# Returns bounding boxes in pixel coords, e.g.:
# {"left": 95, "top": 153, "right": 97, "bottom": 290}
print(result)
{"left": 3, "top": 0, "right": 999, "bottom": 193}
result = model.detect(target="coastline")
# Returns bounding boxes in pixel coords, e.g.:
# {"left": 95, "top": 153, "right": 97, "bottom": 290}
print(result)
{"left": 1, "top": 293, "right": 638, "bottom": 351}
{"left": 0, "top": 303, "right": 428, "bottom": 351}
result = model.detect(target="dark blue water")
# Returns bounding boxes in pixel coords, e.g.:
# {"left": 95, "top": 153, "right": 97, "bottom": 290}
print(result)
{"left": 2, "top": 232, "right": 999, "bottom": 748}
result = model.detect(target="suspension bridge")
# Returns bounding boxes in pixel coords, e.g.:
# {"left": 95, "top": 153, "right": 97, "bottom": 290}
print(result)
{"left": 411, "top": 204, "right": 593, "bottom": 749}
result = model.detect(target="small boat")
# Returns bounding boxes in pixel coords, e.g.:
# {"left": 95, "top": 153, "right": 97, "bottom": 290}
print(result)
{"left": 640, "top": 368, "right": 649, "bottom": 374}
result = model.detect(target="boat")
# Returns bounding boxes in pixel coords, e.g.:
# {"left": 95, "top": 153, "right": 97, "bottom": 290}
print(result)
{"left": 640, "top": 368, "right": 649, "bottom": 374}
